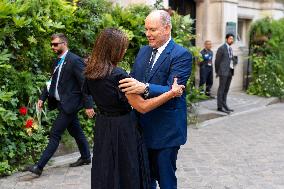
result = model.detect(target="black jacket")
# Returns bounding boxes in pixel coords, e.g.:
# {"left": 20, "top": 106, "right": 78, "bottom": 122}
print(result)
{"left": 40, "top": 51, "right": 93, "bottom": 114}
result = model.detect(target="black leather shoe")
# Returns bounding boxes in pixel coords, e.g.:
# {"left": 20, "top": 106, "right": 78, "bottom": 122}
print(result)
{"left": 223, "top": 105, "right": 234, "bottom": 112}
{"left": 28, "top": 165, "right": 42, "bottom": 177}
{"left": 209, "top": 95, "right": 215, "bottom": 99}
{"left": 227, "top": 108, "right": 234, "bottom": 112}
{"left": 217, "top": 108, "right": 230, "bottom": 114}
{"left": 69, "top": 157, "right": 91, "bottom": 167}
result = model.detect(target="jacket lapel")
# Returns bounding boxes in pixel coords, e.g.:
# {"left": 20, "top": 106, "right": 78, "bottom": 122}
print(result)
{"left": 147, "top": 40, "right": 174, "bottom": 82}
{"left": 51, "top": 58, "right": 58, "bottom": 74}
{"left": 223, "top": 44, "right": 230, "bottom": 59}
{"left": 139, "top": 47, "right": 152, "bottom": 82}
{"left": 58, "top": 51, "right": 70, "bottom": 84}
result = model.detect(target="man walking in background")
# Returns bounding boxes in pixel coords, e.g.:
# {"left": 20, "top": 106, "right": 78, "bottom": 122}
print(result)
{"left": 215, "top": 33, "right": 236, "bottom": 114}
{"left": 199, "top": 40, "right": 214, "bottom": 97}
{"left": 119, "top": 10, "right": 192, "bottom": 189}
{"left": 28, "top": 33, "right": 94, "bottom": 176}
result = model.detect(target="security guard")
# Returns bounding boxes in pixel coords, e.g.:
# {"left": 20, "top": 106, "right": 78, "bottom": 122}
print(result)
{"left": 199, "top": 40, "right": 213, "bottom": 97}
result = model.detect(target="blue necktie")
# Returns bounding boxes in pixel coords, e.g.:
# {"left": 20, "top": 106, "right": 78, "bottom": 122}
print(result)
{"left": 229, "top": 47, "right": 233, "bottom": 59}
{"left": 145, "top": 48, "right": 158, "bottom": 81}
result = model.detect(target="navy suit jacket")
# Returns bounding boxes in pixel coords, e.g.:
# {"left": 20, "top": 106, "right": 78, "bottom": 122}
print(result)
{"left": 131, "top": 40, "right": 192, "bottom": 149}
{"left": 40, "top": 51, "right": 93, "bottom": 114}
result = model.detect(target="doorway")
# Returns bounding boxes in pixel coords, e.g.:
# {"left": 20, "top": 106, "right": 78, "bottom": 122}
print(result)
{"left": 168, "top": 0, "right": 196, "bottom": 44}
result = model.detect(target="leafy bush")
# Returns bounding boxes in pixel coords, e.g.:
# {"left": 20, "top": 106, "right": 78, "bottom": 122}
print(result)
{"left": 248, "top": 18, "right": 284, "bottom": 98}
{"left": 0, "top": 0, "right": 107, "bottom": 176}
{"left": 0, "top": 59, "right": 48, "bottom": 175}
{"left": 0, "top": 0, "right": 196, "bottom": 176}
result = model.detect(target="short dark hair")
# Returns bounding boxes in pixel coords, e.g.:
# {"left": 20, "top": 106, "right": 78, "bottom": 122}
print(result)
{"left": 51, "top": 33, "right": 68, "bottom": 44}
{"left": 226, "top": 33, "right": 234, "bottom": 39}
{"left": 204, "top": 40, "right": 211, "bottom": 44}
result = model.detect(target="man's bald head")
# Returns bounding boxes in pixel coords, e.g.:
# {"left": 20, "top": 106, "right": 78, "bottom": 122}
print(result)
{"left": 146, "top": 10, "right": 172, "bottom": 28}
{"left": 144, "top": 10, "right": 172, "bottom": 48}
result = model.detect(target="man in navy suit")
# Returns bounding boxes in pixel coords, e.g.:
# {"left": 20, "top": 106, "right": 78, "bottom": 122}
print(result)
{"left": 119, "top": 10, "right": 192, "bottom": 189}
{"left": 28, "top": 33, "right": 94, "bottom": 176}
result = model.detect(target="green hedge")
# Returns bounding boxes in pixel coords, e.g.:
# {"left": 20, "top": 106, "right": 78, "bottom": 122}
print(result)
{"left": 248, "top": 18, "right": 284, "bottom": 98}
{"left": 0, "top": 0, "right": 195, "bottom": 176}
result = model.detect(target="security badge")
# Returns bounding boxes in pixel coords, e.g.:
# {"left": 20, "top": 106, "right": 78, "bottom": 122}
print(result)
{"left": 204, "top": 53, "right": 212, "bottom": 66}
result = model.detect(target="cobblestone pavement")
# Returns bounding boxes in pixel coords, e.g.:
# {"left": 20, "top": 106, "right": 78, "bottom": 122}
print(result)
{"left": 177, "top": 103, "right": 284, "bottom": 189}
{"left": 1, "top": 103, "right": 284, "bottom": 189}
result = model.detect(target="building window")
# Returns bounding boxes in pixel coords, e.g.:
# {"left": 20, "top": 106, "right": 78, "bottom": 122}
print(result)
{"left": 168, "top": 0, "right": 196, "bottom": 17}
{"left": 237, "top": 18, "right": 252, "bottom": 47}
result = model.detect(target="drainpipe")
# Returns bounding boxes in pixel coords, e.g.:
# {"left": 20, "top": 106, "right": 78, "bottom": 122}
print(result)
{"left": 204, "top": 0, "right": 209, "bottom": 41}
{"left": 246, "top": 38, "right": 251, "bottom": 90}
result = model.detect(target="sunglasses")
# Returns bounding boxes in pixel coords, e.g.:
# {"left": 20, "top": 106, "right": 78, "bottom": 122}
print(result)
{"left": 51, "top": 42, "right": 64, "bottom": 47}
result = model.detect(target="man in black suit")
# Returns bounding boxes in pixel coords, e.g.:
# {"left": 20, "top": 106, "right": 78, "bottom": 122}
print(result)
{"left": 215, "top": 33, "right": 237, "bottom": 114}
{"left": 28, "top": 33, "right": 95, "bottom": 176}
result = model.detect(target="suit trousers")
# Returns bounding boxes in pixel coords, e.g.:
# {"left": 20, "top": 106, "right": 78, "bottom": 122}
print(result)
{"left": 217, "top": 74, "right": 233, "bottom": 109}
{"left": 148, "top": 147, "right": 180, "bottom": 189}
{"left": 37, "top": 103, "right": 90, "bottom": 169}
{"left": 199, "top": 65, "right": 213, "bottom": 95}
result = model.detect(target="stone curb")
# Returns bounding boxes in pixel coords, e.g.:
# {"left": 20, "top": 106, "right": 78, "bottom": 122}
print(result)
{"left": 189, "top": 93, "right": 280, "bottom": 125}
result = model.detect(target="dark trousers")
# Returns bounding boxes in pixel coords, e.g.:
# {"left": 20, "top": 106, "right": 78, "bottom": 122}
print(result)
{"left": 37, "top": 104, "right": 90, "bottom": 169}
{"left": 148, "top": 147, "right": 180, "bottom": 189}
{"left": 217, "top": 74, "right": 233, "bottom": 109}
{"left": 199, "top": 65, "right": 213, "bottom": 95}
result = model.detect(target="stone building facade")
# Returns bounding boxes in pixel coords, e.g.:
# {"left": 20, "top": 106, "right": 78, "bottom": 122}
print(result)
{"left": 110, "top": 0, "right": 284, "bottom": 93}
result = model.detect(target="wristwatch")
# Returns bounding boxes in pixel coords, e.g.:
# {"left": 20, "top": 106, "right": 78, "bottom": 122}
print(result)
{"left": 143, "top": 83, "right": 150, "bottom": 99}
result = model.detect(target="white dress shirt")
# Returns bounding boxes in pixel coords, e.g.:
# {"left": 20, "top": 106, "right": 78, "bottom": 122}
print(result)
{"left": 150, "top": 37, "right": 171, "bottom": 70}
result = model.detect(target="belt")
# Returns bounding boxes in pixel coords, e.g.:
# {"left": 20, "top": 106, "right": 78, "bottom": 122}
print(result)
{"left": 97, "top": 110, "right": 131, "bottom": 117}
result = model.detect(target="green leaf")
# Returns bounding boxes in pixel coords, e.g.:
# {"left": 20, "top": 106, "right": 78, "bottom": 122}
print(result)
{"left": 12, "top": 16, "right": 30, "bottom": 28}
{"left": 27, "top": 36, "right": 37, "bottom": 44}
{"left": 0, "top": 91, "right": 14, "bottom": 102}
{"left": 0, "top": 49, "right": 12, "bottom": 65}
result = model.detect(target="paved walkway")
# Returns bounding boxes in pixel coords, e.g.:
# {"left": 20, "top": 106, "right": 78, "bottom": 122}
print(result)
{"left": 1, "top": 94, "right": 283, "bottom": 189}
{"left": 194, "top": 92, "right": 279, "bottom": 123}
{"left": 178, "top": 103, "right": 284, "bottom": 189}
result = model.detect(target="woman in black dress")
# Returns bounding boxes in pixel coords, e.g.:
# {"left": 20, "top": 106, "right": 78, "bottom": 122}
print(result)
{"left": 84, "top": 28, "right": 184, "bottom": 189}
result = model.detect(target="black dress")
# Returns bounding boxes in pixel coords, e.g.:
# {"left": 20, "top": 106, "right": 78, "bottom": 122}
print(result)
{"left": 84, "top": 67, "right": 150, "bottom": 189}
